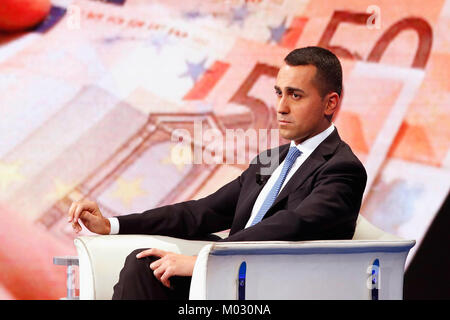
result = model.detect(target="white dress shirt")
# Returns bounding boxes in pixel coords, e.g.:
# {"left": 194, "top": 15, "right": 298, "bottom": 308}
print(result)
{"left": 109, "top": 124, "right": 336, "bottom": 234}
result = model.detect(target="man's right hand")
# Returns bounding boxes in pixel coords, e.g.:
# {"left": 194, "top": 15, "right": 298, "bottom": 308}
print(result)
{"left": 68, "top": 199, "right": 110, "bottom": 235}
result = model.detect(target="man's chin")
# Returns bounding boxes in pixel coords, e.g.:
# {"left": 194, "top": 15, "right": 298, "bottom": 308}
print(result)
{"left": 278, "top": 129, "right": 296, "bottom": 141}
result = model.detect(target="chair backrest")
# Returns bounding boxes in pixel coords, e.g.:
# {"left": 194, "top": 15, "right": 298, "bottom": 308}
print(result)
{"left": 215, "top": 215, "right": 403, "bottom": 241}
{"left": 353, "top": 214, "right": 403, "bottom": 240}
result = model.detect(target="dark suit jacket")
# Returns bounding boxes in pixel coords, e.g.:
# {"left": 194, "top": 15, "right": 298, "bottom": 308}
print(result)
{"left": 116, "top": 128, "right": 367, "bottom": 242}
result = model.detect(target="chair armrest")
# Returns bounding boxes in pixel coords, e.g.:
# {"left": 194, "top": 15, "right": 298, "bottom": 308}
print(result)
{"left": 74, "top": 235, "right": 213, "bottom": 300}
{"left": 189, "top": 239, "right": 415, "bottom": 300}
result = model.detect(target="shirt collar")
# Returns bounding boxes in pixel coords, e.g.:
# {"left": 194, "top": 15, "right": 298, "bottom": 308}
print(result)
{"left": 290, "top": 123, "right": 335, "bottom": 156}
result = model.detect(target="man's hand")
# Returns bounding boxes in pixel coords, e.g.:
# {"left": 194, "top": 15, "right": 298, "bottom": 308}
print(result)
{"left": 136, "top": 248, "right": 197, "bottom": 288}
{"left": 67, "top": 199, "right": 110, "bottom": 235}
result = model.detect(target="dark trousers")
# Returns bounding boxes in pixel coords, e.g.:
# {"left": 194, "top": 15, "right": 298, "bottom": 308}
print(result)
{"left": 112, "top": 248, "right": 192, "bottom": 300}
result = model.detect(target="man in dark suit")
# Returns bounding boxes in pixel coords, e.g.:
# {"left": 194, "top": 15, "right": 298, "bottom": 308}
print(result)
{"left": 68, "top": 46, "right": 367, "bottom": 299}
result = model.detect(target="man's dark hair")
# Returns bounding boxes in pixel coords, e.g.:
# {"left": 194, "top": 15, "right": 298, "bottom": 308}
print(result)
{"left": 284, "top": 46, "right": 342, "bottom": 98}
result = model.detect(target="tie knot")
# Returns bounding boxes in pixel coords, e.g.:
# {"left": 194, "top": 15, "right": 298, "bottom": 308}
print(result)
{"left": 285, "top": 146, "right": 302, "bottom": 163}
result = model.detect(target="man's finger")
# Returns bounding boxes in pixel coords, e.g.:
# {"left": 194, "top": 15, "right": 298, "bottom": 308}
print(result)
{"left": 153, "top": 264, "right": 165, "bottom": 281}
{"left": 160, "top": 267, "right": 173, "bottom": 288}
{"left": 73, "top": 203, "right": 87, "bottom": 224}
{"left": 71, "top": 209, "right": 83, "bottom": 232}
{"left": 72, "top": 203, "right": 89, "bottom": 233}
{"left": 136, "top": 248, "right": 167, "bottom": 259}
{"left": 153, "top": 263, "right": 172, "bottom": 288}
{"left": 73, "top": 224, "right": 82, "bottom": 233}
{"left": 71, "top": 220, "right": 82, "bottom": 233}
{"left": 81, "top": 200, "right": 97, "bottom": 214}
{"left": 78, "top": 211, "right": 91, "bottom": 226}
{"left": 149, "top": 258, "right": 162, "bottom": 271}
{"left": 136, "top": 248, "right": 154, "bottom": 259}
{"left": 68, "top": 202, "right": 76, "bottom": 222}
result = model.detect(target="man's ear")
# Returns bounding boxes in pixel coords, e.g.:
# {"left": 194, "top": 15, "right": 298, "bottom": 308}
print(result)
{"left": 324, "top": 92, "right": 340, "bottom": 119}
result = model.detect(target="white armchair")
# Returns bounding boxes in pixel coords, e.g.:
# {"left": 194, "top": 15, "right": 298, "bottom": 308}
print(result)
{"left": 74, "top": 215, "right": 415, "bottom": 300}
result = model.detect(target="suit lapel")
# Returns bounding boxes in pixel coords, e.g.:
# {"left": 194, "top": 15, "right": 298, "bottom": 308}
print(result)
{"left": 231, "top": 183, "right": 264, "bottom": 232}
{"left": 268, "top": 128, "right": 342, "bottom": 211}
{"left": 231, "top": 144, "right": 290, "bottom": 233}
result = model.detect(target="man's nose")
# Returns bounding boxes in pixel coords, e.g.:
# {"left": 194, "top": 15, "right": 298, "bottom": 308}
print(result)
{"left": 277, "top": 96, "right": 289, "bottom": 114}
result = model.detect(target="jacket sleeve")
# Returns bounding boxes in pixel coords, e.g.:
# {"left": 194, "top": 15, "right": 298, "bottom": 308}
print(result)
{"left": 116, "top": 168, "right": 248, "bottom": 239}
{"left": 219, "top": 159, "right": 367, "bottom": 242}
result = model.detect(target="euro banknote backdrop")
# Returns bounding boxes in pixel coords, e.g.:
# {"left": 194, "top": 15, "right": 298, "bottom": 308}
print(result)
{"left": 0, "top": 0, "right": 449, "bottom": 299}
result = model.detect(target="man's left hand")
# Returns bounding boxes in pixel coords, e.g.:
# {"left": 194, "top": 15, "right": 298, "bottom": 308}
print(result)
{"left": 136, "top": 248, "right": 197, "bottom": 288}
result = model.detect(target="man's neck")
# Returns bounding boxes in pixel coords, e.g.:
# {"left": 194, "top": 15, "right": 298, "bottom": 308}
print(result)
{"left": 293, "top": 122, "right": 334, "bottom": 146}
{"left": 291, "top": 123, "right": 335, "bottom": 156}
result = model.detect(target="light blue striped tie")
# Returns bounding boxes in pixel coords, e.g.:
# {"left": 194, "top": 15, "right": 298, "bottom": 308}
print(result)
{"left": 250, "top": 146, "right": 302, "bottom": 226}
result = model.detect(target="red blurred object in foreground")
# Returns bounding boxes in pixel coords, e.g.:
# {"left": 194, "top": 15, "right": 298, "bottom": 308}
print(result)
{"left": 0, "top": 204, "right": 74, "bottom": 299}
{"left": 0, "top": 0, "right": 51, "bottom": 32}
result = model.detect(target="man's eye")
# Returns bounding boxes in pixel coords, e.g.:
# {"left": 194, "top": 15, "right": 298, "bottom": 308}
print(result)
{"left": 292, "top": 93, "right": 301, "bottom": 100}
{"left": 275, "top": 90, "right": 282, "bottom": 97}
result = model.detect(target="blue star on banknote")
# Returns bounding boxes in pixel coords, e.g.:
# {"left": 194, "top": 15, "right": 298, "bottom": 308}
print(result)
{"left": 103, "top": 35, "right": 125, "bottom": 45}
{"left": 148, "top": 32, "right": 172, "bottom": 53}
{"left": 268, "top": 17, "right": 289, "bottom": 44}
{"left": 183, "top": 10, "right": 203, "bottom": 20}
{"left": 180, "top": 58, "right": 208, "bottom": 83}
{"left": 229, "top": 4, "right": 250, "bottom": 27}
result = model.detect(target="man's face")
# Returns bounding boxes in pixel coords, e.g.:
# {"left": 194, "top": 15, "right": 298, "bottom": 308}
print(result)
{"left": 275, "top": 63, "right": 331, "bottom": 144}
